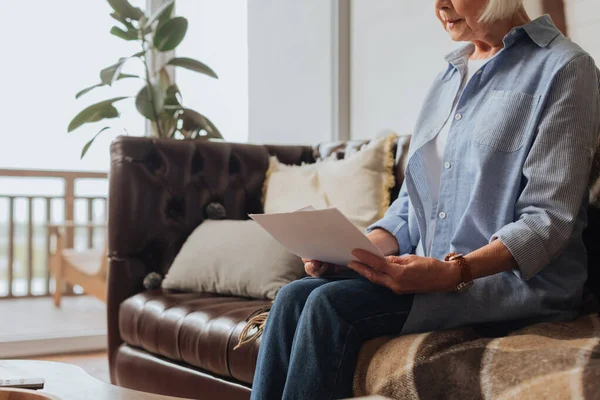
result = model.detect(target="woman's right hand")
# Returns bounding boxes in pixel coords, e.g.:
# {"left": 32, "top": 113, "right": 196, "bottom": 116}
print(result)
{"left": 302, "top": 259, "right": 341, "bottom": 277}
{"left": 302, "top": 228, "right": 398, "bottom": 277}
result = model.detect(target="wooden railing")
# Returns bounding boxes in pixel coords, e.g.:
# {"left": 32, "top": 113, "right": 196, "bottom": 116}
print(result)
{"left": 0, "top": 169, "right": 108, "bottom": 299}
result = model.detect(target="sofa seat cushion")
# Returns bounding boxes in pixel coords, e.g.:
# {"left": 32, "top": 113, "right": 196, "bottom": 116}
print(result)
{"left": 353, "top": 314, "right": 600, "bottom": 400}
{"left": 119, "top": 289, "right": 270, "bottom": 385}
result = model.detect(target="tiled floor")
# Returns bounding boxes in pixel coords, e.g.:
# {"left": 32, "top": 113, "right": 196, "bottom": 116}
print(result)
{"left": 0, "top": 295, "right": 106, "bottom": 341}
{"left": 0, "top": 295, "right": 106, "bottom": 358}
{"left": 26, "top": 351, "right": 110, "bottom": 383}
{"left": 0, "top": 296, "right": 110, "bottom": 382}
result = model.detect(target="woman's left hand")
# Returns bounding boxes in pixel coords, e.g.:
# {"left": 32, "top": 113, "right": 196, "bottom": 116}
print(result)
{"left": 347, "top": 249, "right": 461, "bottom": 294}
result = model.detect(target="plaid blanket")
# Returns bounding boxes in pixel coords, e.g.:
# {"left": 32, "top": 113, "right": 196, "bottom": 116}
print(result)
{"left": 353, "top": 313, "right": 600, "bottom": 399}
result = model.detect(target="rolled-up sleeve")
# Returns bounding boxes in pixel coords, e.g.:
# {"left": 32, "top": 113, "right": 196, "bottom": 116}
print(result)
{"left": 491, "top": 55, "right": 600, "bottom": 280}
{"left": 367, "top": 180, "right": 414, "bottom": 255}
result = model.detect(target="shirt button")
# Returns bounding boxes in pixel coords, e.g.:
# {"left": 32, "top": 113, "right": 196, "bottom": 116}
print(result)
{"left": 454, "top": 113, "right": 462, "bottom": 121}
{"left": 444, "top": 162, "right": 451, "bottom": 169}
{"left": 439, "top": 212, "right": 447, "bottom": 219}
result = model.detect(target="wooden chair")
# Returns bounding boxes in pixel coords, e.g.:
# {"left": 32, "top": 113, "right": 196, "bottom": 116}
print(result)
{"left": 49, "top": 221, "right": 107, "bottom": 307}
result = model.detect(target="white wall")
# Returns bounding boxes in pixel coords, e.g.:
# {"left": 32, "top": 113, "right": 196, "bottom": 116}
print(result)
{"left": 248, "top": 0, "right": 337, "bottom": 145}
{"left": 523, "top": 0, "right": 543, "bottom": 18}
{"left": 177, "top": 1, "right": 249, "bottom": 144}
{"left": 350, "top": 1, "right": 453, "bottom": 140}
{"left": 565, "top": 0, "right": 600, "bottom": 63}
{"left": 349, "top": 0, "right": 547, "bottom": 141}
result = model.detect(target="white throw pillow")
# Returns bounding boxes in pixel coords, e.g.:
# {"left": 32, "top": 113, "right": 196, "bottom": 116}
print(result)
{"left": 162, "top": 220, "right": 305, "bottom": 300}
{"left": 263, "top": 135, "right": 397, "bottom": 232}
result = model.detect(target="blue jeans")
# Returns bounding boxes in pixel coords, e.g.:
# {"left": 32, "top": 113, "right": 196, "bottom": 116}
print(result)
{"left": 250, "top": 273, "right": 414, "bottom": 400}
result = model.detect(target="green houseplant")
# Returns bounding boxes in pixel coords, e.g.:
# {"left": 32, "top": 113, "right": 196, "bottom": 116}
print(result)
{"left": 69, "top": 0, "right": 222, "bottom": 158}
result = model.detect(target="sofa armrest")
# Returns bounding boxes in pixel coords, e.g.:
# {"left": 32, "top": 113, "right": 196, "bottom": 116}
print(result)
{"left": 106, "top": 136, "right": 314, "bottom": 382}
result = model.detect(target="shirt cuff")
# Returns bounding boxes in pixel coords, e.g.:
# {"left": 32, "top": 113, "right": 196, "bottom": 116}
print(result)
{"left": 491, "top": 221, "right": 550, "bottom": 280}
{"left": 367, "top": 215, "right": 413, "bottom": 256}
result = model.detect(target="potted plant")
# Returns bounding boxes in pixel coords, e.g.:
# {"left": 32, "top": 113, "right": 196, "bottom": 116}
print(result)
{"left": 68, "top": 0, "right": 222, "bottom": 158}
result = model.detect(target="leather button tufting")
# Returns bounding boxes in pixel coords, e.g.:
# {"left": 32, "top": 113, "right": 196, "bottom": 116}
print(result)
{"left": 166, "top": 197, "right": 185, "bottom": 221}
{"left": 206, "top": 203, "right": 227, "bottom": 220}
{"left": 144, "top": 151, "right": 163, "bottom": 174}
{"left": 191, "top": 151, "right": 205, "bottom": 175}
{"left": 228, "top": 154, "right": 241, "bottom": 175}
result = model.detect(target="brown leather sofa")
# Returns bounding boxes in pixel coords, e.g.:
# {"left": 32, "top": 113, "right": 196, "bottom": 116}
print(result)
{"left": 107, "top": 136, "right": 600, "bottom": 399}
{"left": 107, "top": 136, "right": 411, "bottom": 399}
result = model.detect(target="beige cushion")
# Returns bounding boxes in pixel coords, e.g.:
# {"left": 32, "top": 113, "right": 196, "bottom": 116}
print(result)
{"left": 162, "top": 220, "right": 305, "bottom": 300}
{"left": 263, "top": 135, "right": 397, "bottom": 232}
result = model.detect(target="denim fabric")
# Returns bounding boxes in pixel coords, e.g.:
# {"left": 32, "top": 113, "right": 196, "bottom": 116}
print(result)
{"left": 367, "top": 15, "right": 600, "bottom": 334}
{"left": 250, "top": 274, "right": 414, "bottom": 400}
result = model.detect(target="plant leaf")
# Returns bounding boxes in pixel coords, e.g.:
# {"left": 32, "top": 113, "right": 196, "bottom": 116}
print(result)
{"left": 166, "top": 57, "right": 218, "bottom": 79}
{"left": 75, "top": 74, "right": 140, "bottom": 99}
{"left": 107, "top": 0, "right": 144, "bottom": 21}
{"left": 165, "top": 84, "right": 182, "bottom": 107}
{"left": 166, "top": 84, "right": 180, "bottom": 98}
{"left": 110, "top": 12, "right": 126, "bottom": 24}
{"left": 118, "top": 73, "right": 140, "bottom": 79}
{"left": 153, "top": 17, "right": 188, "bottom": 52}
{"left": 135, "top": 85, "right": 154, "bottom": 120}
{"left": 81, "top": 127, "right": 111, "bottom": 159}
{"left": 131, "top": 50, "right": 145, "bottom": 58}
{"left": 163, "top": 105, "right": 183, "bottom": 111}
{"left": 100, "top": 58, "right": 129, "bottom": 85}
{"left": 157, "top": 2, "right": 175, "bottom": 27}
{"left": 76, "top": 83, "right": 105, "bottom": 99}
{"left": 68, "top": 97, "right": 128, "bottom": 132}
{"left": 135, "top": 85, "right": 165, "bottom": 121}
{"left": 159, "top": 80, "right": 181, "bottom": 137}
{"left": 110, "top": 12, "right": 135, "bottom": 30}
{"left": 180, "top": 109, "right": 222, "bottom": 139}
{"left": 110, "top": 25, "right": 138, "bottom": 41}
{"left": 159, "top": 110, "right": 177, "bottom": 138}
{"left": 145, "top": 0, "right": 174, "bottom": 29}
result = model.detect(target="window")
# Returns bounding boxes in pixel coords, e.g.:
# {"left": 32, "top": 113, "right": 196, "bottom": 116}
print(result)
{"left": 0, "top": 0, "right": 146, "bottom": 173}
{"left": 0, "top": 0, "right": 145, "bottom": 296}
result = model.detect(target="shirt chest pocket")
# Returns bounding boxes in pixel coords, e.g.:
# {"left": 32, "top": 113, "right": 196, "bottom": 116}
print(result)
{"left": 474, "top": 90, "right": 541, "bottom": 152}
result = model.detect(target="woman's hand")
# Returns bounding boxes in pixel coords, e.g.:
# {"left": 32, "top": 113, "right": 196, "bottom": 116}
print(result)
{"left": 302, "top": 229, "right": 399, "bottom": 278}
{"left": 302, "top": 259, "right": 344, "bottom": 277}
{"left": 347, "top": 250, "right": 461, "bottom": 293}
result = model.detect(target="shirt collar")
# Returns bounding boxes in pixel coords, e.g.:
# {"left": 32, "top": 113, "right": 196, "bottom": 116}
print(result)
{"left": 504, "top": 14, "right": 561, "bottom": 48}
{"left": 444, "top": 43, "right": 475, "bottom": 66}
{"left": 444, "top": 15, "right": 561, "bottom": 66}
{"left": 519, "top": 14, "right": 561, "bottom": 47}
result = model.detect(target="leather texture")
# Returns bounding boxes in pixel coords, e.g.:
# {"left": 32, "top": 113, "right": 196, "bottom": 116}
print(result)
{"left": 105, "top": 134, "right": 441, "bottom": 398}
{"left": 114, "top": 344, "right": 251, "bottom": 400}
{"left": 119, "top": 290, "right": 270, "bottom": 385}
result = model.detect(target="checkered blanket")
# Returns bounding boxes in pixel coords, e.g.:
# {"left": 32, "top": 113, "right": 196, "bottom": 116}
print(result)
{"left": 353, "top": 313, "right": 600, "bottom": 399}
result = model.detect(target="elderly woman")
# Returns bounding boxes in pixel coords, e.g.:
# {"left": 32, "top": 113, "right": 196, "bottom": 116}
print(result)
{"left": 251, "top": 0, "right": 600, "bottom": 399}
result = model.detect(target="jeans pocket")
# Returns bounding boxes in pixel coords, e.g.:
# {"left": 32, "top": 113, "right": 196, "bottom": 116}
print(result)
{"left": 474, "top": 90, "right": 541, "bottom": 153}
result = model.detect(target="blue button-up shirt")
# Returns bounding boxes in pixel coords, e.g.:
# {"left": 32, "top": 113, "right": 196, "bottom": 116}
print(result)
{"left": 368, "top": 15, "right": 600, "bottom": 334}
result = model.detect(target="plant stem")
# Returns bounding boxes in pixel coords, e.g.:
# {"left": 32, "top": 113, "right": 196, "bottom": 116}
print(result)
{"left": 140, "top": 30, "right": 164, "bottom": 137}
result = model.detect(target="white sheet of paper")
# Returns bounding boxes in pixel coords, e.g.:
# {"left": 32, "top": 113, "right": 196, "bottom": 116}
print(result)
{"left": 249, "top": 208, "right": 385, "bottom": 266}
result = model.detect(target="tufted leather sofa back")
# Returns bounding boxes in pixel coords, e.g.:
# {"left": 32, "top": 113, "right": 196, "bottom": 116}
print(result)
{"left": 108, "top": 136, "right": 410, "bottom": 277}
{"left": 109, "top": 137, "right": 305, "bottom": 273}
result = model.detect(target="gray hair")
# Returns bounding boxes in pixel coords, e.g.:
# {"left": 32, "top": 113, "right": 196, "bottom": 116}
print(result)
{"left": 480, "top": 0, "right": 523, "bottom": 22}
